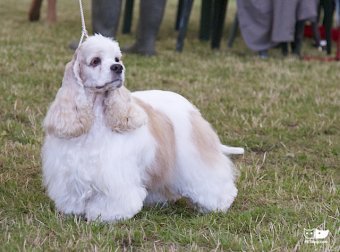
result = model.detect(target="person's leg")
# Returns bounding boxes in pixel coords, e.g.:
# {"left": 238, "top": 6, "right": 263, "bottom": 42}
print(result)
{"left": 281, "top": 42, "right": 289, "bottom": 56}
{"left": 70, "top": 0, "right": 122, "bottom": 50}
{"left": 47, "top": 0, "right": 57, "bottom": 24}
{"left": 125, "top": 0, "right": 167, "bottom": 55}
{"left": 92, "top": 0, "right": 122, "bottom": 38}
{"left": 28, "top": 0, "right": 43, "bottom": 21}
{"left": 291, "top": 20, "right": 305, "bottom": 56}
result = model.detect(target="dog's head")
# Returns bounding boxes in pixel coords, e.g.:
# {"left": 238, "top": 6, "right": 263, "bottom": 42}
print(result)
{"left": 70, "top": 34, "right": 125, "bottom": 93}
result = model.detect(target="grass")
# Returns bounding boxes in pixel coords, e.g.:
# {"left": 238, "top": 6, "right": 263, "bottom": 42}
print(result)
{"left": 0, "top": 0, "right": 339, "bottom": 251}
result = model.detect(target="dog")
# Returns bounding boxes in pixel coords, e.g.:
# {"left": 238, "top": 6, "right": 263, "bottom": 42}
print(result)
{"left": 42, "top": 34, "right": 243, "bottom": 222}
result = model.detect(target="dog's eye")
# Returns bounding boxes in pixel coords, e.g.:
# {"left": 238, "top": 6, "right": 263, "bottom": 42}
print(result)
{"left": 90, "top": 57, "right": 101, "bottom": 67}
{"left": 115, "top": 57, "right": 120, "bottom": 62}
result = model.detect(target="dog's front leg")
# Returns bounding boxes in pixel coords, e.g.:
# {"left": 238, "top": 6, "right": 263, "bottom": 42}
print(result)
{"left": 43, "top": 173, "right": 87, "bottom": 217}
{"left": 85, "top": 185, "right": 147, "bottom": 222}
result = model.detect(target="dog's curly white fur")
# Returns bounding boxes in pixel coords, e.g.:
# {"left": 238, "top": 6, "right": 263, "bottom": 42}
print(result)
{"left": 42, "top": 34, "right": 241, "bottom": 222}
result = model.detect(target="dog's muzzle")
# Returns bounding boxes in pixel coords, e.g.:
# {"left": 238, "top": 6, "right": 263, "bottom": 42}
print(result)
{"left": 85, "top": 79, "right": 123, "bottom": 93}
{"left": 96, "top": 79, "right": 122, "bottom": 90}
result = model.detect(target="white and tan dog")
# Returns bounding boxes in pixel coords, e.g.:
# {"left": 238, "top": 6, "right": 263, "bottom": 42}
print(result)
{"left": 42, "top": 35, "right": 243, "bottom": 222}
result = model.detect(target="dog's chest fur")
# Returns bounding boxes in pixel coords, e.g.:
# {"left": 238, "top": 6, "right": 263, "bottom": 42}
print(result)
{"left": 42, "top": 94, "right": 156, "bottom": 201}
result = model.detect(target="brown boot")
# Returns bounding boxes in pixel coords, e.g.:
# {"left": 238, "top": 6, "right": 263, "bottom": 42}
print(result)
{"left": 28, "top": 0, "right": 43, "bottom": 21}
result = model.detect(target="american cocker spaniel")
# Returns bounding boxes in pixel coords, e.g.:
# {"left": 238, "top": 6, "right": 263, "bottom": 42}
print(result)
{"left": 42, "top": 35, "right": 244, "bottom": 222}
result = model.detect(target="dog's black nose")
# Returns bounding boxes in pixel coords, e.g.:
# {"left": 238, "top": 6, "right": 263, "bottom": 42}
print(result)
{"left": 110, "top": 64, "right": 123, "bottom": 74}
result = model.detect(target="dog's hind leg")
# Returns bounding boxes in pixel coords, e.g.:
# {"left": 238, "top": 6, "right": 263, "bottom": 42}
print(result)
{"left": 173, "top": 150, "right": 238, "bottom": 213}
{"left": 172, "top": 111, "right": 238, "bottom": 212}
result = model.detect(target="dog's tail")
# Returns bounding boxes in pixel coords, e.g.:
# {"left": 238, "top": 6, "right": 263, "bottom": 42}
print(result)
{"left": 221, "top": 145, "right": 244, "bottom": 155}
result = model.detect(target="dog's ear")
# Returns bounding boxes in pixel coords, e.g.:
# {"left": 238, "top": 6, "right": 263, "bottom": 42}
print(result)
{"left": 104, "top": 87, "right": 147, "bottom": 133}
{"left": 61, "top": 49, "right": 83, "bottom": 88}
{"left": 72, "top": 49, "right": 84, "bottom": 87}
{"left": 43, "top": 56, "right": 94, "bottom": 138}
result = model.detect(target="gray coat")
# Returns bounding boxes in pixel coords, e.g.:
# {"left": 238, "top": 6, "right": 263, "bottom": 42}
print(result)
{"left": 237, "top": 0, "right": 318, "bottom": 51}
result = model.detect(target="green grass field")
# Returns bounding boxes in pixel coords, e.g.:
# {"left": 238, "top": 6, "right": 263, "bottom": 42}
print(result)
{"left": 0, "top": 0, "right": 339, "bottom": 251}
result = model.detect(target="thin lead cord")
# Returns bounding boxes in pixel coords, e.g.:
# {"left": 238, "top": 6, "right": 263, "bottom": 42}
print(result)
{"left": 78, "top": 0, "right": 89, "bottom": 48}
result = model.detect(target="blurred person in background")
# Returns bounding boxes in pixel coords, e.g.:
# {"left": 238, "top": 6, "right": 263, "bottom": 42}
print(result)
{"left": 91, "top": 0, "right": 166, "bottom": 56}
{"left": 237, "top": 0, "right": 318, "bottom": 58}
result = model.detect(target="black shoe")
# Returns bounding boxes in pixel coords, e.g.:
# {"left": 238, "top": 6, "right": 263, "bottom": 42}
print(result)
{"left": 258, "top": 50, "right": 268, "bottom": 59}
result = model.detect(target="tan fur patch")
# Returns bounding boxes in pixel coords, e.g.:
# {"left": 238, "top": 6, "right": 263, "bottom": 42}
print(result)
{"left": 134, "top": 98, "right": 176, "bottom": 195}
{"left": 190, "top": 111, "right": 222, "bottom": 165}
{"left": 104, "top": 87, "right": 147, "bottom": 132}
{"left": 44, "top": 61, "right": 94, "bottom": 139}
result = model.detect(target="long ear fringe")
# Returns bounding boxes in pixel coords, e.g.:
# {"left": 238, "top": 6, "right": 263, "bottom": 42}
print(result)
{"left": 104, "top": 87, "right": 147, "bottom": 133}
{"left": 43, "top": 60, "right": 94, "bottom": 138}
